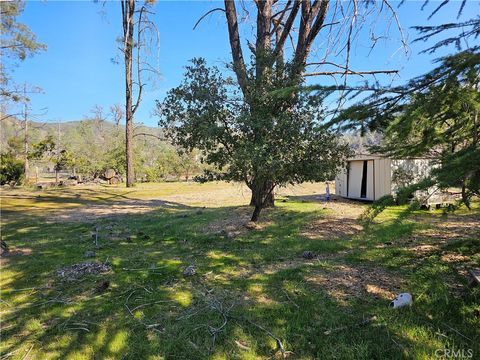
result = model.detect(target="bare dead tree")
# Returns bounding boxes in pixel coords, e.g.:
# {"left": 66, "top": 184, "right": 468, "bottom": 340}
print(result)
{"left": 22, "top": 84, "right": 29, "bottom": 182}
{"left": 109, "top": 103, "right": 124, "bottom": 128}
{"left": 220, "top": 1, "right": 406, "bottom": 92}
{"left": 17, "top": 83, "right": 45, "bottom": 184}
{"left": 120, "top": 0, "right": 159, "bottom": 187}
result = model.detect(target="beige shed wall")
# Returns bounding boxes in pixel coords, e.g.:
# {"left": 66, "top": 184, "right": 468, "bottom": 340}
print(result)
{"left": 335, "top": 169, "right": 348, "bottom": 197}
{"left": 373, "top": 157, "right": 392, "bottom": 200}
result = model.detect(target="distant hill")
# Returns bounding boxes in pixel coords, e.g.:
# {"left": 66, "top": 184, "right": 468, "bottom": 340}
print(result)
{"left": 1, "top": 117, "right": 164, "bottom": 148}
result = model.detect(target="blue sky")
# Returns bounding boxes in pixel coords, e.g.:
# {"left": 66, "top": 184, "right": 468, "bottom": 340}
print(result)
{"left": 11, "top": 0, "right": 479, "bottom": 126}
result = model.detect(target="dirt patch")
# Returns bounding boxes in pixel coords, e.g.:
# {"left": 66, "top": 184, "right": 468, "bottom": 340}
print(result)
{"left": 44, "top": 199, "right": 187, "bottom": 223}
{"left": 440, "top": 253, "right": 471, "bottom": 263}
{"left": 301, "top": 218, "right": 363, "bottom": 240}
{"left": 57, "top": 262, "right": 111, "bottom": 281}
{"left": 0, "top": 247, "right": 33, "bottom": 266}
{"left": 415, "top": 215, "right": 480, "bottom": 242}
{"left": 305, "top": 264, "right": 404, "bottom": 303}
{"left": 391, "top": 212, "right": 480, "bottom": 258}
{"left": 203, "top": 207, "right": 272, "bottom": 237}
{"left": 1, "top": 246, "right": 32, "bottom": 256}
{"left": 293, "top": 195, "right": 366, "bottom": 218}
{"left": 409, "top": 244, "right": 439, "bottom": 254}
{"left": 300, "top": 196, "right": 365, "bottom": 240}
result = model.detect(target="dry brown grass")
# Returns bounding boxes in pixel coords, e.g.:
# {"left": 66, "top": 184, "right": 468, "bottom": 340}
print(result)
{"left": 305, "top": 264, "right": 404, "bottom": 303}
{"left": 300, "top": 196, "right": 365, "bottom": 240}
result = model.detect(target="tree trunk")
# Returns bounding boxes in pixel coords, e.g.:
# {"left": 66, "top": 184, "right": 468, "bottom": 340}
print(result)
{"left": 123, "top": 0, "right": 135, "bottom": 188}
{"left": 24, "top": 122, "right": 29, "bottom": 184}
{"left": 250, "top": 191, "right": 274, "bottom": 207}
{"left": 23, "top": 84, "right": 29, "bottom": 184}
{"left": 249, "top": 180, "right": 275, "bottom": 221}
{"left": 125, "top": 106, "right": 134, "bottom": 187}
{"left": 461, "top": 180, "right": 470, "bottom": 209}
{"left": 251, "top": 205, "right": 262, "bottom": 222}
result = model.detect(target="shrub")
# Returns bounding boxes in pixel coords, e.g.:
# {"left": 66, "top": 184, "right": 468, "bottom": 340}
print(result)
{"left": 0, "top": 153, "right": 24, "bottom": 185}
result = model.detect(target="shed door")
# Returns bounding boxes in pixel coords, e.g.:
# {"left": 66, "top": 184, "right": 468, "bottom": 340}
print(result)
{"left": 348, "top": 160, "right": 374, "bottom": 200}
{"left": 348, "top": 161, "right": 363, "bottom": 198}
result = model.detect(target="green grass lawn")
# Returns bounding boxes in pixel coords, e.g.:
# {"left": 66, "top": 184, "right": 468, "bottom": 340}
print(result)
{"left": 1, "top": 182, "right": 479, "bottom": 359}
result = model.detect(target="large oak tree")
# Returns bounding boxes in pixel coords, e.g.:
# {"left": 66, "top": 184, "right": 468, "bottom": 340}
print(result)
{"left": 159, "top": 0, "right": 402, "bottom": 221}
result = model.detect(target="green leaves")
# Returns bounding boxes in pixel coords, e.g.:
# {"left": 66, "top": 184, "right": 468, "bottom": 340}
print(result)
{"left": 337, "top": 49, "right": 480, "bottom": 207}
{"left": 0, "top": 153, "right": 24, "bottom": 185}
{"left": 157, "top": 58, "right": 350, "bottom": 190}
{"left": 0, "top": 0, "right": 46, "bottom": 102}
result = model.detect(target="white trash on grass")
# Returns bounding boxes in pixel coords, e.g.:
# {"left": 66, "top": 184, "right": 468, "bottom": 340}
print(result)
{"left": 390, "top": 293, "right": 413, "bottom": 308}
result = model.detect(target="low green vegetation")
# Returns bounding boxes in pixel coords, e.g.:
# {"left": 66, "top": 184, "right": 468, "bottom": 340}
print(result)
{"left": 1, "top": 183, "right": 479, "bottom": 359}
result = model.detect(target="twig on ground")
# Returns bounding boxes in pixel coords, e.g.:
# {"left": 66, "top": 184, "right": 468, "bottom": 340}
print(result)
{"left": 176, "top": 304, "right": 210, "bottom": 321}
{"left": 123, "top": 288, "right": 169, "bottom": 333}
{"left": 0, "top": 349, "right": 19, "bottom": 360}
{"left": 130, "top": 300, "right": 173, "bottom": 312}
{"left": 238, "top": 316, "right": 288, "bottom": 358}
{"left": 121, "top": 266, "right": 167, "bottom": 272}
{"left": 441, "top": 322, "right": 472, "bottom": 342}
{"left": 324, "top": 315, "right": 377, "bottom": 335}
{"left": 124, "top": 290, "right": 136, "bottom": 316}
{"left": 282, "top": 289, "right": 299, "bottom": 309}
{"left": 66, "top": 327, "right": 90, "bottom": 332}
{"left": 32, "top": 296, "right": 75, "bottom": 307}
{"left": 0, "top": 298, "right": 12, "bottom": 307}
{"left": 22, "top": 344, "right": 33, "bottom": 360}
{"left": 145, "top": 323, "right": 162, "bottom": 329}
{"left": 5, "top": 287, "right": 45, "bottom": 293}
{"left": 235, "top": 340, "right": 251, "bottom": 351}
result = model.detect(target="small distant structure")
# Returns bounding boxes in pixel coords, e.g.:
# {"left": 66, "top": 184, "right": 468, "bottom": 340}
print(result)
{"left": 103, "top": 169, "right": 122, "bottom": 185}
{"left": 335, "top": 153, "right": 455, "bottom": 206}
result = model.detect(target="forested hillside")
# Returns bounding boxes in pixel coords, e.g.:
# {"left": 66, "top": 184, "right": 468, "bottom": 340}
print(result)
{"left": 1, "top": 117, "right": 205, "bottom": 182}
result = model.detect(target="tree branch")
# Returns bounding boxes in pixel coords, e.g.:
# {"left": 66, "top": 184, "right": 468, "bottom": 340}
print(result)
{"left": 133, "top": 132, "right": 163, "bottom": 140}
{"left": 193, "top": 8, "right": 225, "bottom": 30}
{"left": 272, "top": 1, "right": 300, "bottom": 62}
{"left": 132, "top": 4, "right": 145, "bottom": 115}
{"left": 270, "top": 0, "right": 292, "bottom": 36}
{"left": 224, "top": 0, "right": 249, "bottom": 98}
{"left": 303, "top": 69, "right": 399, "bottom": 77}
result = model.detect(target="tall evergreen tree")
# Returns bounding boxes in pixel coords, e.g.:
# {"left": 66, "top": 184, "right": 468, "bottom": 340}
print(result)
{"left": 0, "top": 0, "right": 46, "bottom": 111}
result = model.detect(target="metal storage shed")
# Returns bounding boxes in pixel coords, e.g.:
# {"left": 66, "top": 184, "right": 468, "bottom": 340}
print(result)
{"left": 335, "top": 154, "right": 432, "bottom": 201}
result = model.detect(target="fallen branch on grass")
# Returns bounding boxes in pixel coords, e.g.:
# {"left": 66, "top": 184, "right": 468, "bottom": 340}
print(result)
{"left": 4, "top": 287, "right": 46, "bottom": 293}
{"left": 323, "top": 315, "right": 377, "bottom": 335}
{"left": 175, "top": 284, "right": 291, "bottom": 357}
{"left": 441, "top": 322, "right": 472, "bottom": 342}
{"left": 130, "top": 300, "right": 173, "bottom": 312}
{"left": 282, "top": 289, "right": 300, "bottom": 309}
{"left": 21, "top": 345, "right": 33, "bottom": 360}
{"left": 124, "top": 288, "right": 168, "bottom": 333}
{"left": 0, "top": 349, "right": 19, "bottom": 360}
{"left": 124, "top": 290, "right": 137, "bottom": 316}
{"left": 237, "top": 316, "right": 289, "bottom": 358}
{"left": 65, "top": 327, "right": 90, "bottom": 332}
{"left": 234, "top": 340, "right": 250, "bottom": 351}
{"left": 32, "top": 297, "right": 76, "bottom": 307}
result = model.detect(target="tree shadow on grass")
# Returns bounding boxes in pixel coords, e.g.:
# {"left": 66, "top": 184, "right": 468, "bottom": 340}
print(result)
{"left": 1, "top": 198, "right": 479, "bottom": 359}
